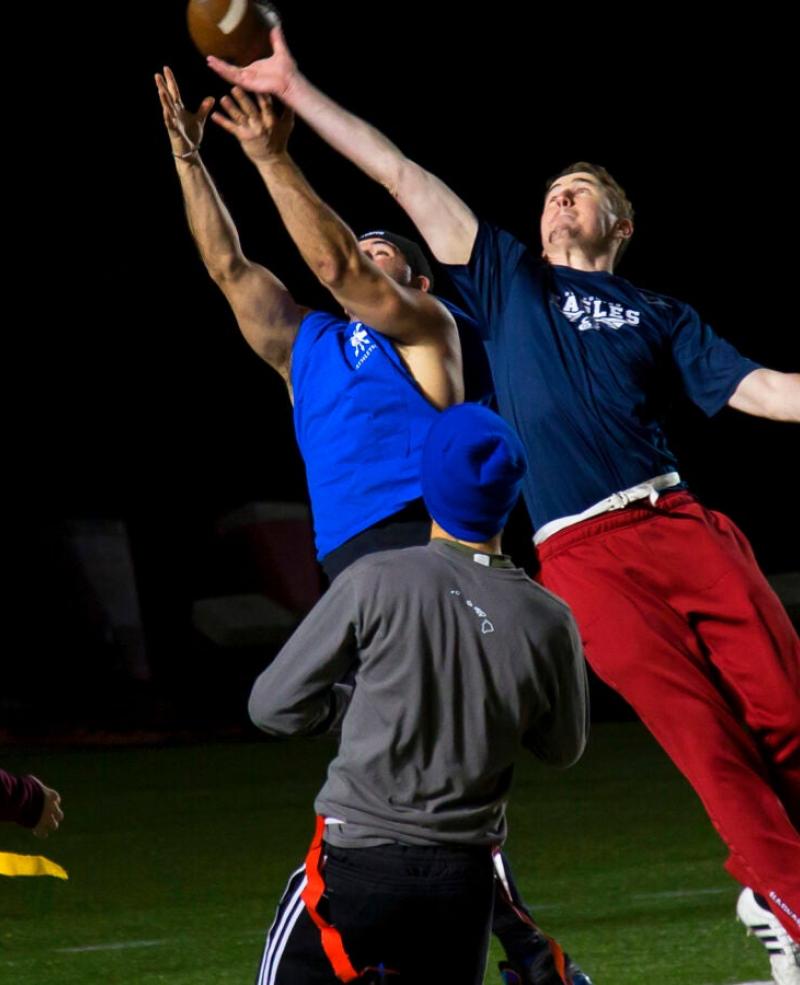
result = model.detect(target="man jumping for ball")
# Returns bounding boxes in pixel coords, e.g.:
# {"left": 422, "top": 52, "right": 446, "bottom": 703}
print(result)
{"left": 208, "top": 26, "right": 800, "bottom": 985}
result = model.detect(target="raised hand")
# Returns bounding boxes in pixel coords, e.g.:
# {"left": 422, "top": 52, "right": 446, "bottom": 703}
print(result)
{"left": 207, "top": 25, "right": 297, "bottom": 98}
{"left": 211, "top": 87, "right": 295, "bottom": 164}
{"left": 155, "top": 65, "right": 215, "bottom": 158}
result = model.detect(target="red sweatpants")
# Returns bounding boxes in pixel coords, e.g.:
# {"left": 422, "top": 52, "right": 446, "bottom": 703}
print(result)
{"left": 537, "top": 492, "right": 800, "bottom": 942}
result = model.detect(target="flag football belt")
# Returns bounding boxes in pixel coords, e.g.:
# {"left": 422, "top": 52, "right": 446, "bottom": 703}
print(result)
{"left": 0, "top": 852, "right": 68, "bottom": 879}
{"left": 533, "top": 471, "right": 682, "bottom": 545}
{"left": 301, "top": 816, "right": 401, "bottom": 982}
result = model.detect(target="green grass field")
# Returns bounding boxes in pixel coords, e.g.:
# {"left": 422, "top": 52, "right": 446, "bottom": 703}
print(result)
{"left": 1, "top": 723, "right": 770, "bottom": 984}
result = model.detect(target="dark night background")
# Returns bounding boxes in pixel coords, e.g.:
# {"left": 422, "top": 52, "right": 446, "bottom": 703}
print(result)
{"left": 6, "top": 4, "right": 798, "bottom": 731}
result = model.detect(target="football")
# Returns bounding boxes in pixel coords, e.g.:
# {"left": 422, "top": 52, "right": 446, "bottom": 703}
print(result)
{"left": 187, "top": 0, "right": 280, "bottom": 66}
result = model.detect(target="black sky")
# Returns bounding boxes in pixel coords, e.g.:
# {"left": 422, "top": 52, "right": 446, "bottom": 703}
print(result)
{"left": 20, "top": 3, "right": 799, "bottom": 581}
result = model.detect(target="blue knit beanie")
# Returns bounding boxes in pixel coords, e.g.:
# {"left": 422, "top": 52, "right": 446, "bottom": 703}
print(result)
{"left": 422, "top": 404, "right": 527, "bottom": 541}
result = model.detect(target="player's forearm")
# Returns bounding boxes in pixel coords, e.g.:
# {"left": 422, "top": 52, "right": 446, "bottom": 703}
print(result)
{"left": 523, "top": 621, "right": 589, "bottom": 768}
{"left": 254, "top": 151, "right": 363, "bottom": 288}
{"left": 249, "top": 580, "right": 358, "bottom": 737}
{"left": 728, "top": 368, "right": 800, "bottom": 422}
{"left": 173, "top": 154, "right": 248, "bottom": 281}
{"left": 285, "top": 74, "right": 405, "bottom": 192}
{"left": 759, "top": 371, "right": 800, "bottom": 421}
{"left": 0, "top": 771, "right": 44, "bottom": 828}
{"left": 524, "top": 692, "right": 588, "bottom": 769}
{"left": 248, "top": 672, "right": 337, "bottom": 737}
{"left": 248, "top": 646, "right": 353, "bottom": 737}
{"left": 283, "top": 75, "right": 477, "bottom": 264}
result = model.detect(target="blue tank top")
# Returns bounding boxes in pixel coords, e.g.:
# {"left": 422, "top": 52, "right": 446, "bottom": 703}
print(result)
{"left": 292, "top": 305, "right": 488, "bottom": 560}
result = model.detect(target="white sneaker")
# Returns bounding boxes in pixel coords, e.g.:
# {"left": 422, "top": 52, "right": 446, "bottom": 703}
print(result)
{"left": 737, "top": 887, "right": 800, "bottom": 985}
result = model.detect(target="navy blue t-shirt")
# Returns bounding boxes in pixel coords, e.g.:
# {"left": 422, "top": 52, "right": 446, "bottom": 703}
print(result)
{"left": 446, "top": 222, "right": 760, "bottom": 531}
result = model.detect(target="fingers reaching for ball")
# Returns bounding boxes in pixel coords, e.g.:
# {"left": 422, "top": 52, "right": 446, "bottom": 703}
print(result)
{"left": 230, "top": 86, "right": 260, "bottom": 119}
{"left": 210, "top": 87, "right": 294, "bottom": 162}
{"left": 206, "top": 25, "right": 297, "bottom": 98}
{"left": 163, "top": 65, "right": 182, "bottom": 105}
{"left": 155, "top": 66, "right": 214, "bottom": 156}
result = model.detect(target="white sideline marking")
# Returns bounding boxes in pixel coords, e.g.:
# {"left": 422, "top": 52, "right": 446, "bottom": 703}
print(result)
{"left": 632, "top": 887, "right": 730, "bottom": 901}
{"left": 56, "top": 939, "right": 167, "bottom": 953}
{"left": 530, "top": 885, "right": 732, "bottom": 912}
{"left": 218, "top": 0, "right": 247, "bottom": 34}
{"left": 733, "top": 981, "right": 771, "bottom": 984}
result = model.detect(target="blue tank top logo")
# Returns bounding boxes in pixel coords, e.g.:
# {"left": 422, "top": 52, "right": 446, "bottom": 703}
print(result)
{"left": 348, "top": 323, "right": 378, "bottom": 368}
{"left": 555, "top": 290, "right": 641, "bottom": 333}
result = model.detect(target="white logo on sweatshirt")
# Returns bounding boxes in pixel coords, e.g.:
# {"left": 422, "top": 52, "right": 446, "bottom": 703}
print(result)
{"left": 449, "top": 590, "right": 495, "bottom": 634}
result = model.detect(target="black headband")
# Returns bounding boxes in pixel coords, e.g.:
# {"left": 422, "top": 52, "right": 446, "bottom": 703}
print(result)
{"left": 358, "top": 230, "right": 434, "bottom": 289}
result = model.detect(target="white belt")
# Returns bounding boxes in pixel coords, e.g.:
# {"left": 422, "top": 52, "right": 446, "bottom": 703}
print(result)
{"left": 533, "top": 472, "right": 682, "bottom": 545}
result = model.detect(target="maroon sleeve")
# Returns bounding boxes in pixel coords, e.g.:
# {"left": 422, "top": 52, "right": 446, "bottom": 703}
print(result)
{"left": 0, "top": 769, "right": 44, "bottom": 828}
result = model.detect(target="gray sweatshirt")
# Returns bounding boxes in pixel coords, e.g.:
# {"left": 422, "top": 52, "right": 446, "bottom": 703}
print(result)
{"left": 249, "top": 540, "right": 588, "bottom": 847}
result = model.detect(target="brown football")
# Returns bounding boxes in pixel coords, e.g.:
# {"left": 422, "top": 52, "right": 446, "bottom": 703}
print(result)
{"left": 187, "top": 1, "right": 280, "bottom": 66}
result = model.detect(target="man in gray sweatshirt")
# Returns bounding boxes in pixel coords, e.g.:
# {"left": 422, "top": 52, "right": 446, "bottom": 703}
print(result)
{"left": 248, "top": 403, "right": 589, "bottom": 985}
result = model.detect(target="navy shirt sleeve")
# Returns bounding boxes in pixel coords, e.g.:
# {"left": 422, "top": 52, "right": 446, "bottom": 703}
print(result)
{"left": 669, "top": 302, "right": 762, "bottom": 416}
{"left": 444, "top": 221, "right": 532, "bottom": 340}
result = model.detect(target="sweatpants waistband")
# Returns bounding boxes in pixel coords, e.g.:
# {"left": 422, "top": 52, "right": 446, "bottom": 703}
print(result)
{"left": 536, "top": 491, "right": 697, "bottom": 562}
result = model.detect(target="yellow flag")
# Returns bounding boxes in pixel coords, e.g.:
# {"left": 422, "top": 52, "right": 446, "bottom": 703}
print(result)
{"left": 0, "top": 852, "right": 68, "bottom": 879}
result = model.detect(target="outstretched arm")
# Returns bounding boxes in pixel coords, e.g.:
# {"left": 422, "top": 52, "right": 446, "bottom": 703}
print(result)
{"left": 211, "top": 88, "right": 463, "bottom": 408}
{"left": 211, "top": 88, "right": 456, "bottom": 340}
{"left": 156, "top": 67, "right": 306, "bottom": 381}
{"left": 728, "top": 368, "right": 800, "bottom": 422}
{"left": 207, "top": 26, "right": 478, "bottom": 265}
